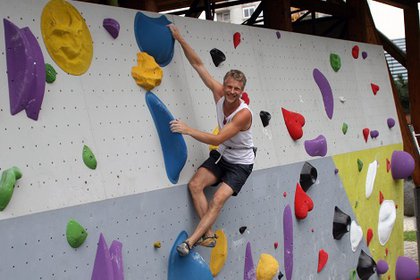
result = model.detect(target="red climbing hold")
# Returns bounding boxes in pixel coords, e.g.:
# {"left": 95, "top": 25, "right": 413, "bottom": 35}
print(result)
{"left": 385, "top": 248, "right": 389, "bottom": 256}
{"left": 379, "top": 191, "right": 384, "bottom": 205}
{"left": 317, "top": 249, "right": 328, "bottom": 273}
{"left": 371, "top": 83, "right": 380, "bottom": 95}
{"left": 282, "top": 108, "right": 305, "bottom": 141}
{"left": 283, "top": 192, "right": 287, "bottom": 197}
{"left": 367, "top": 228, "right": 373, "bottom": 246}
{"left": 352, "top": 45, "right": 359, "bottom": 59}
{"left": 363, "top": 128, "right": 370, "bottom": 143}
{"left": 233, "top": 32, "right": 241, "bottom": 49}
{"left": 386, "top": 158, "right": 391, "bottom": 173}
{"left": 274, "top": 242, "right": 278, "bottom": 249}
{"left": 241, "top": 92, "right": 250, "bottom": 105}
{"left": 294, "top": 183, "right": 313, "bottom": 219}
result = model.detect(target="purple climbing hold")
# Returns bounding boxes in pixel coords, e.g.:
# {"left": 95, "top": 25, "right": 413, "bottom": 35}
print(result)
{"left": 109, "top": 240, "right": 124, "bottom": 280}
{"left": 362, "top": 51, "right": 368, "bottom": 59}
{"left": 395, "top": 256, "right": 419, "bottom": 280}
{"left": 376, "top": 260, "right": 388, "bottom": 275}
{"left": 283, "top": 205, "right": 293, "bottom": 280}
{"left": 370, "top": 130, "right": 379, "bottom": 139}
{"left": 4, "top": 19, "right": 46, "bottom": 121}
{"left": 387, "top": 118, "right": 396, "bottom": 128}
{"left": 334, "top": 168, "right": 339, "bottom": 174}
{"left": 391, "top": 151, "right": 415, "bottom": 180}
{"left": 313, "top": 69, "right": 334, "bottom": 119}
{"left": 276, "top": 31, "right": 281, "bottom": 39}
{"left": 91, "top": 233, "right": 114, "bottom": 280}
{"left": 244, "top": 242, "right": 256, "bottom": 280}
{"left": 103, "top": 18, "right": 120, "bottom": 39}
{"left": 304, "top": 135, "right": 327, "bottom": 157}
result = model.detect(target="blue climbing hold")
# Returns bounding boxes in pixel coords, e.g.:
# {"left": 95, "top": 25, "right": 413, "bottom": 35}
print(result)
{"left": 146, "top": 91, "right": 187, "bottom": 184}
{"left": 168, "top": 231, "right": 214, "bottom": 280}
{"left": 134, "top": 12, "right": 174, "bottom": 67}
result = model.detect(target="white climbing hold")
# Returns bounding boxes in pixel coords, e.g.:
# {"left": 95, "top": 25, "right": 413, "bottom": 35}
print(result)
{"left": 350, "top": 220, "right": 363, "bottom": 252}
{"left": 365, "top": 160, "right": 377, "bottom": 199}
{"left": 378, "top": 200, "right": 396, "bottom": 245}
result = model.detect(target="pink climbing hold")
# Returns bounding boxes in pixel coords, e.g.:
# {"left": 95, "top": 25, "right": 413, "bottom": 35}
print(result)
{"left": 304, "top": 135, "right": 327, "bottom": 157}
{"left": 363, "top": 128, "right": 370, "bottom": 143}
{"left": 371, "top": 83, "right": 380, "bottom": 95}
{"left": 283, "top": 192, "right": 287, "bottom": 197}
{"left": 391, "top": 151, "right": 415, "bottom": 179}
{"left": 294, "top": 183, "right": 314, "bottom": 220}
{"left": 281, "top": 108, "right": 305, "bottom": 140}
{"left": 233, "top": 32, "right": 241, "bottom": 49}
{"left": 317, "top": 249, "right": 328, "bottom": 273}
{"left": 241, "top": 92, "right": 250, "bottom": 105}
{"left": 366, "top": 228, "right": 373, "bottom": 247}
{"left": 395, "top": 256, "right": 419, "bottom": 280}
{"left": 352, "top": 45, "right": 359, "bottom": 59}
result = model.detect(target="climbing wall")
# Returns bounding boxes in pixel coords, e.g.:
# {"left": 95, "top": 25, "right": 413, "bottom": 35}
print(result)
{"left": 0, "top": 0, "right": 409, "bottom": 279}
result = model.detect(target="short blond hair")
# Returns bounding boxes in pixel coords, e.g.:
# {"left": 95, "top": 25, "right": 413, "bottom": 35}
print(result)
{"left": 223, "top": 69, "right": 247, "bottom": 89}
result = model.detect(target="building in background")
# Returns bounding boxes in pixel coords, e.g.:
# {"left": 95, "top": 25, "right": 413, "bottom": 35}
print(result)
{"left": 385, "top": 38, "right": 407, "bottom": 80}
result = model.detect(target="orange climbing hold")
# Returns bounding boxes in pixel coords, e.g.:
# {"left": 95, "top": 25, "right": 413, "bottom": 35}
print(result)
{"left": 379, "top": 191, "right": 384, "bottom": 205}
{"left": 294, "top": 183, "right": 313, "bottom": 219}
{"left": 386, "top": 158, "right": 391, "bottom": 173}
{"left": 233, "top": 32, "right": 241, "bottom": 49}
{"left": 317, "top": 249, "right": 328, "bottom": 273}
{"left": 367, "top": 228, "right": 373, "bottom": 246}
{"left": 282, "top": 108, "right": 305, "bottom": 141}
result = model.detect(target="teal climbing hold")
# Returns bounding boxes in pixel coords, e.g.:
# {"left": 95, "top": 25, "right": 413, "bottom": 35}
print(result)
{"left": 357, "top": 159, "right": 363, "bottom": 172}
{"left": 330, "top": 53, "right": 341, "bottom": 72}
{"left": 66, "top": 219, "right": 88, "bottom": 248}
{"left": 342, "top": 123, "right": 348, "bottom": 135}
{"left": 83, "top": 145, "right": 97, "bottom": 170}
{"left": 168, "top": 231, "right": 213, "bottom": 280}
{"left": 0, "top": 167, "right": 22, "bottom": 211}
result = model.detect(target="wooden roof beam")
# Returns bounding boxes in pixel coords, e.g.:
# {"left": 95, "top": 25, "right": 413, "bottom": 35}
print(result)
{"left": 377, "top": 30, "right": 407, "bottom": 68}
{"left": 291, "top": 0, "right": 348, "bottom": 17}
{"left": 372, "top": 0, "right": 413, "bottom": 10}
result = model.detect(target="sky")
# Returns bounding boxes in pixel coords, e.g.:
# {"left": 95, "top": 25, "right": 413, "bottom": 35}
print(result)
{"left": 369, "top": 1, "right": 420, "bottom": 39}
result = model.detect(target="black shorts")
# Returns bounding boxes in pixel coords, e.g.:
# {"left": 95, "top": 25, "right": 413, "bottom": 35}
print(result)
{"left": 200, "top": 150, "right": 253, "bottom": 196}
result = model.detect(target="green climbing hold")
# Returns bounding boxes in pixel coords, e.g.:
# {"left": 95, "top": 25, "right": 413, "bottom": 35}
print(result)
{"left": 45, "top": 63, "right": 57, "bottom": 84}
{"left": 0, "top": 167, "right": 22, "bottom": 211}
{"left": 349, "top": 269, "right": 357, "bottom": 280}
{"left": 342, "top": 123, "right": 348, "bottom": 135}
{"left": 354, "top": 201, "right": 359, "bottom": 208}
{"left": 357, "top": 159, "right": 363, "bottom": 172}
{"left": 82, "top": 145, "right": 97, "bottom": 170}
{"left": 66, "top": 219, "right": 88, "bottom": 248}
{"left": 330, "top": 53, "right": 341, "bottom": 72}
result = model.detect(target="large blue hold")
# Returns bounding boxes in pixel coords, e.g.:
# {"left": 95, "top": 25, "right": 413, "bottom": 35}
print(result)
{"left": 134, "top": 12, "right": 174, "bottom": 67}
{"left": 145, "top": 92, "right": 187, "bottom": 184}
{"left": 168, "top": 231, "right": 214, "bottom": 280}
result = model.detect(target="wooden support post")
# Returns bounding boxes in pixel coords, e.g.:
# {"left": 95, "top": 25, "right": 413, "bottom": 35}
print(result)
{"left": 263, "top": 0, "right": 292, "bottom": 31}
{"left": 404, "top": 4, "right": 420, "bottom": 185}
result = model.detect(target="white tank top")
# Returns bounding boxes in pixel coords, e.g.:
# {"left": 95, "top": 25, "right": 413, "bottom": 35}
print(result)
{"left": 216, "top": 96, "right": 255, "bottom": 164}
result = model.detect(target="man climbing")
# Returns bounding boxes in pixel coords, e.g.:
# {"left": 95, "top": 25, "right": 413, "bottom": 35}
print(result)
{"left": 168, "top": 24, "right": 255, "bottom": 256}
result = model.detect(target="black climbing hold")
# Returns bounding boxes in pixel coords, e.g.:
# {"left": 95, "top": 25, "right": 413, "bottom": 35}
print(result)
{"left": 278, "top": 271, "right": 284, "bottom": 279}
{"left": 210, "top": 48, "right": 226, "bottom": 67}
{"left": 260, "top": 111, "right": 271, "bottom": 127}
{"left": 332, "top": 206, "right": 351, "bottom": 240}
{"left": 357, "top": 250, "right": 376, "bottom": 280}
{"left": 299, "top": 162, "right": 317, "bottom": 192}
{"left": 239, "top": 226, "right": 247, "bottom": 234}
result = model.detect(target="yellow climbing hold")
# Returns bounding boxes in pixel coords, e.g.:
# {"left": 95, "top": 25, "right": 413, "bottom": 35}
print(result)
{"left": 210, "top": 229, "right": 227, "bottom": 276}
{"left": 41, "top": 0, "right": 93, "bottom": 75}
{"left": 256, "top": 253, "right": 279, "bottom": 280}
{"left": 153, "top": 241, "right": 161, "bottom": 248}
{"left": 131, "top": 52, "right": 163, "bottom": 91}
{"left": 209, "top": 126, "right": 219, "bottom": 151}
